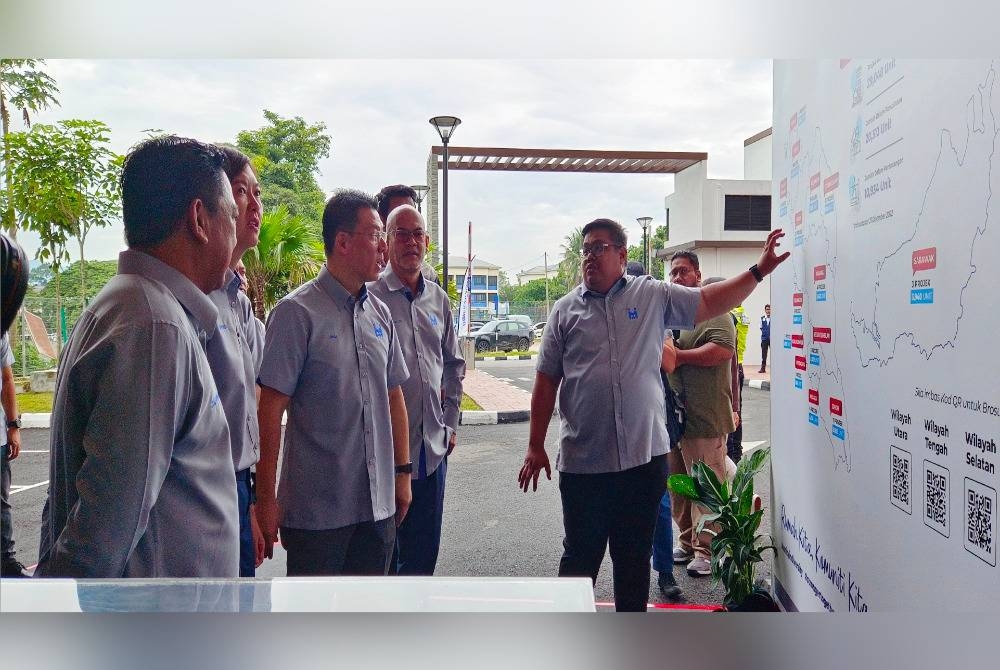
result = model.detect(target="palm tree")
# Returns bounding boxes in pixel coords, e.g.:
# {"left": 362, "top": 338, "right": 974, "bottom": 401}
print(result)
{"left": 1, "top": 59, "right": 60, "bottom": 236}
{"left": 559, "top": 226, "right": 583, "bottom": 287}
{"left": 242, "top": 205, "right": 324, "bottom": 320}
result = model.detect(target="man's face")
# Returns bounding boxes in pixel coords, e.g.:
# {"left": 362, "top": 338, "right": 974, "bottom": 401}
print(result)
{"left": 235, "top": 261, "right": 248, "bottom": 292}
{"left": 345, "top": 207, "right": 388, "bottom": 283}
{"left": 669, "top": 257, "right": 701, "bottom": 288}
{"left": 206, "top": 178, "right": 239, "bottom": 290}
{"left": 582, "top": 229, "right": 626, "bottom": 293}
{"left": 387, "top": 208, "right": 428, "bottom": 277}
{"left": 231, "top": 164, "right": 262, "bottom": 258}
{"left": 765, "top": 305, "right": 771, "bottom": 317}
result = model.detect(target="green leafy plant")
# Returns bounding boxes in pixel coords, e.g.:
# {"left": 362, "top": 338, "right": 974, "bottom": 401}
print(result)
{"left": 667, "top": 447, "right": 774, "bottom": 608}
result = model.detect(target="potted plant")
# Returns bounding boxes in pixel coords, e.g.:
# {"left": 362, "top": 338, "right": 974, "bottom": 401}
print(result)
{"left": 667, "top": 447, "right": 779, "bottom": 611}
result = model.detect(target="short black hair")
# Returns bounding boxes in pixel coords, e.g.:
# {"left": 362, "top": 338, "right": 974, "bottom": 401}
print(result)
{"left": 625, "top": 261, "right": 646, "bottom": 277}
{"left": 120, "top": 136, "right": 228, "bottom": 248}
{"left": 375, "top": 184, "right": 417, "bottom": 222}
{"left": 216, "top": 144, "right": 252, "bottom": 181}
{"left": 581, "top": 218, "right": 627, "bottom": 247}
{"left": 322, "top": 188, "right": 378, "bottom": 255}
{"left": 669, "top": 250, "right": 700, "bottom": 271}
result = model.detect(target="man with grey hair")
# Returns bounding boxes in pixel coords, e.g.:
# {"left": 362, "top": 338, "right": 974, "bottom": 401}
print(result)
{"left": 519, "top": 219, "right": 788, "bottom": 611}
{"left": 256, "top": 189, "right": 411, "bottom": 576}
{"left": 369, "top": 204, "right": 465, "bottom": 575}
{"left": 36, "top": 136, "right": 240, "bottom": 578}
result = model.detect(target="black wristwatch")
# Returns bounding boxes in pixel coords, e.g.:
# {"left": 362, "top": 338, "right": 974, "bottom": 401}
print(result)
{"left": 395, "top": 462, "right": 413, "bottom": 475}
{"left": 7, "top": 417, "right": 22, "bottom": 429}
{"left": 748, "top": 264, "right": 765, "bottom": 283}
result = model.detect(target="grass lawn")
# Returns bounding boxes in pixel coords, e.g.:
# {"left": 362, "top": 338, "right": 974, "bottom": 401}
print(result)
{"left": 16, "top": 391, "right": 54, "bottom": 413}
{"left": 461, "top": 393, "right": 483, "bottom": 411}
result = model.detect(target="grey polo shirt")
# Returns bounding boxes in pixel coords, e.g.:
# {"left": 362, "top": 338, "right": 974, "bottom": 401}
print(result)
{"left": 35, "top": 249, "right": 238, "bottom": 578}
{"left": 536, "top": 274, "right": 701, "bottom": 474}
{"left": 207, "top": 270, "right": 260, "bottom": 472}
{"left": 1, "top": 334, "right": 13, "bottom": 446}
{"left": 368, "top": 266, "right": 465, "bottom": 478}
{"left": 258, "top": 266, "right": 409, "bottom": 530}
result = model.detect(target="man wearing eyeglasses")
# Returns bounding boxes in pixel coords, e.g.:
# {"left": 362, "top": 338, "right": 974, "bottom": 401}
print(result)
{"left": 369, "top": 205, "right": 465, "bottom": 575}
{"left": 375, "top": 184, "right": 440, "bottom": 285}
{"left": 518, "top": 218, "right": 788, "bottom": 611}
{"left": 256, "top": 189, "right": 412, "bottom": 576}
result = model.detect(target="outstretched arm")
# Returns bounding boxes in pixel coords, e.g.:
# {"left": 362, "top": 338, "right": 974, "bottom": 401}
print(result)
{"left": 695, "top": 229, "right": 790, "bottom": 322}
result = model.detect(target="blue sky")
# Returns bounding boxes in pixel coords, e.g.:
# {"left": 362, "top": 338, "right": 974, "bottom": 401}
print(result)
{"left": 14, "top": 59, "right": 772, "bottom": 277}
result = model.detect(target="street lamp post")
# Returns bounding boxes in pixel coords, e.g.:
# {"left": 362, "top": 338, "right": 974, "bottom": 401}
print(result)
{"left": 637, "top": 216, "right": 653, "bottom": 273}
{"left": 410, "top": 184, "right": 429, "bottom": 214}
{"left": 430, "top": 116, "right": 461, "bottom": 294}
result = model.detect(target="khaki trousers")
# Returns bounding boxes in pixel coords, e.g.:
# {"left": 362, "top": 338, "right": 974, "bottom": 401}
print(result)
{"left": 669, "top": 436, "right": 732, "bottom": 560}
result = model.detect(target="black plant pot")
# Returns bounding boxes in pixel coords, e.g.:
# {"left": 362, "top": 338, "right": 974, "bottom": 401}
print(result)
{"left": 723, "top": 589, "right": 780, "bottom": 612}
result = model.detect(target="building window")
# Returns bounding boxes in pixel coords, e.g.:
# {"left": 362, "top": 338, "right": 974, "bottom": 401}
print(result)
{"left": 472, "top": 292, "right": 487, "bottom": 306}
{"left": 488, "top": 276, "right": 498, "bottom": 290}
{"left": 472, "top": 275, "right": 487, "bottom": 290}
{"left": 724, "top": 195, "right": 772, "bottom": 231}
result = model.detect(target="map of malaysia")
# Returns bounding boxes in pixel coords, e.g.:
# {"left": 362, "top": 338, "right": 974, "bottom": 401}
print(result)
{"left": 850, "top": 62, "right": 997, "bottom": 367}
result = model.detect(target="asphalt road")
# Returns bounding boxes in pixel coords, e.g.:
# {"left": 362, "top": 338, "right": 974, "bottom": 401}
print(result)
{"left": 6, "top": 383, "right": 773, "bottom": 609}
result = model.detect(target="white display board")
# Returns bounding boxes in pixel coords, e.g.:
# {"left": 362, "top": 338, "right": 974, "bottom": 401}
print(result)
{"left": 771, "top": 59, "right": 1000, "bottom": 611}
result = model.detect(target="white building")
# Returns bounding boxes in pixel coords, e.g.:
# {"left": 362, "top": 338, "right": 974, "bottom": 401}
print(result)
{"left": 446, "top": 255, "right": 503, "bottom": 320}
{"left": 516, "top": 263, "right": 557, "bottom": 285}
{"left": 659, "top": 128, "right": 773, "bottom": 367}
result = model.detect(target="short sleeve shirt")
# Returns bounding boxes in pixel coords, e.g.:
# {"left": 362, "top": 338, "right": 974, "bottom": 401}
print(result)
{"left": 668, "top": 313, "right": 736, "bottom": 438}
{"left": 536, "top": 274, "right": 701, "bottom": 474}
{"left": 258, "top": 266, "right": 409, "bottom": 529}
{"left": 0, "top": 334, "right": 13, "bottom": 444}
{"left": 206, "top": 270, "right": 260, "bottom": 471}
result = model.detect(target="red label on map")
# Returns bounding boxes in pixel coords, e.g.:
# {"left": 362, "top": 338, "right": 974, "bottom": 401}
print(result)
{"left": 823, "top": 172, "right": 840, "bottom": 194}
{"left": 780, "top": 178, "right": 787, "bottom": 197}
{"left": 911, "top": 247, "right": 936, "bottom": 273}
{"left": 792, "top": 140, "right": 801, "bottom": 158}
{"left": 813, "top": 265, "right": 826, "bottom": 281}
{"left": 793, "top": 293, "right": 804, "bottom": 307}
{"left": 795, "top": 211, "right": 803, "bottom": 227}
{"left": 830, "top": 397, "right": 843, "bottom": 416}
{"left": 840, "top": 59, "right": 852, "bottom": 69}
{"left": 790, "top": 114, "right": 798, "bottom": 130}
{"left": 808, "top": 389, "right": 819, "bottom": 405}
{"left": 795, "top": 355, "right": 807, "bottom": 371}
{"left": 813, "top": 327, "right": 832, "bottom": 344}
{"left": 792, "top": 334, "right": 805, "bottom": 349}
{"left": 810, "top": 173, "right": 821, "bottom": 190}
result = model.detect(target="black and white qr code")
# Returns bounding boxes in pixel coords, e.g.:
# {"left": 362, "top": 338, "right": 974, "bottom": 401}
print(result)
{"left": 890, "top": 447, "right": 911, "bottom": 514}
{"left": 923, "top": 461, "right": 949, "bottom": 537}
{"left": 964, "top": 478, "right": 997, "bottom": 566}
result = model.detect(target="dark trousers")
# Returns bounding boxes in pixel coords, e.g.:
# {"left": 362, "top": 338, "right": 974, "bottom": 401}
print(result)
{"left": 558, "top": 454, "right": 668, "bottom": 612}
{"left": 236, "top": 469, "right": 255, "bottom": 577}
{"left": 760, "top": 340, "right": 770, "bottom": 370}
{"left": 1, "top": 444, "right": 15, "bottom": 562}
{"left": 393, "top": 456, "right": 447, "bottom": 576}
{"left": 727, "top": 364, "right": 745, "bottom": 464}
{"left": 281, "top": 519, "right": 395, "bottom": 576}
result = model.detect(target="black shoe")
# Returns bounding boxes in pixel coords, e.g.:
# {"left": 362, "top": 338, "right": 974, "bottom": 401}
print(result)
{"left": 1, "top": 559, "right": 31, "bottom": 577}
{"left": 657, "top": 571, "right": 682, "bottom": 601}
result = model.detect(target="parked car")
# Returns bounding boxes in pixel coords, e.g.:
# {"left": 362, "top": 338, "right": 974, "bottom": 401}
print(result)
{"left": 471, "top": 319, "right": 534, "bottom": 353}
{"left": 506, "top": 314, "right": 533, "bottom": 326}
{"left": 532, "top": 321, "right": 546, "bottom": 339}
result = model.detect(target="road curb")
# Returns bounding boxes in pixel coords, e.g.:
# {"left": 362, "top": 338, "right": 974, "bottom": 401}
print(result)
{"left": 460, "top": 409, "right": 531, "bottom": 425}
{"left": 22, "top": 413, "right": 51, "bottom": 429}
{"left": 748, "top": 380, "right": 770, "bottom": 391}
{"left": 474, "top": 354, "right": 537, "bottom": 362}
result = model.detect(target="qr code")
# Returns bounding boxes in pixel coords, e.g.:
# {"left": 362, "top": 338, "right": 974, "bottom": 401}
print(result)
{"left": 890, "top": 447, "right": 911, "bottom": 514}
{"left": 923, "top": 461, "right": 949, "bottom": 537}
{"left": 964, "top": 478, "right": 997, "bottom": 566}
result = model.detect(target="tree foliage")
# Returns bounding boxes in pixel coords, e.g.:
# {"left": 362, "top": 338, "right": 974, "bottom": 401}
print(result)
{"left": 242, "top": 205, "right": 325, "bottom": 319}
{"left": 32, "top": 259, "right": 118, "bottom": 329}
{"left": 236, "top": 110, "right": 331, "bottom": 223}
{"left": 627, "top": 224, "right": 667, "bottom": 279}
{"left": 1, "top": 58, "right": 61, "bottom": 235}
{"left": 558, "top": 227, "right": 583, "bottom": 287}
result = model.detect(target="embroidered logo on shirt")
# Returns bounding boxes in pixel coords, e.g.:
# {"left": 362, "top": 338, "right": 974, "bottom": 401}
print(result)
{"left": 210, "top": 392, "right": 221, "bottom": 408}
{"left": 430, "top": 315, "right": 439, "bottom": 326}
{"left": 329, "top": 334, "right": 338, "bottom": 340}
{"left": 628, "top": 308, "right": 639, "bottom": 320}
{"left": 373, "top": 323, "right": 385, "bottom": 338}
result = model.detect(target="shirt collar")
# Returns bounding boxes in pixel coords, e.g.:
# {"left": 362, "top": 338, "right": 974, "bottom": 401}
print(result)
{"left": 224, "top": 268, "right": 241, "bottom": 297}
{"left": 380, "top": 265, "right": 424, "bottom": 301}
{"left": 117, "top": 249, "right": 220, "bottom": 334}
{"left": 318, "top": 264, "right": 369, "bottom": 310}
{"left": 579, "top": 273, "right": 628, "bottom": 298}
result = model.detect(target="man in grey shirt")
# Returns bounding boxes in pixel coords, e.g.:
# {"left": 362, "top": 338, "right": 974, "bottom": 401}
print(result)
{"left": 518, "top": 219, "right": 788, "bottom": 611}
{"left": 256, "top": 189, "right": 412, "bottom": 576}
{"left": 369, "top": 205, "right": 465, "bottom": 575}
{"left": 36, "top": 136, "right": 240, "bottom": 578}
{"left": 207, "top": 146, "right": 265, "bottom": 576}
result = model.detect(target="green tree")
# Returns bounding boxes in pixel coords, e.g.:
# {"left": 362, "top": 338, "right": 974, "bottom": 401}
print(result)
{"left": 28, "top": 261, "right": 53, "bottom": 288}
{"left": 237, "top": 110, "right": 331, "bottom": 222}
{"left": 558, "top": 227, "right": 583, "bottom": 287}
{"left": 242, "top": 205, "right": 325, "bottom": 319}
{"left": 6, "top": 120, "right": 123, "bottom": 350}
{"left": 628, "top": 224, "right": 667, "bottom": 278}
{"left": 0, "top": 58, "right": 60, "bottom": 236}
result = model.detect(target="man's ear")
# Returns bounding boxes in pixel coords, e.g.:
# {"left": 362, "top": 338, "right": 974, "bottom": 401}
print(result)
{"left": 186, "top": 198, "right": 210, "bottom": 245}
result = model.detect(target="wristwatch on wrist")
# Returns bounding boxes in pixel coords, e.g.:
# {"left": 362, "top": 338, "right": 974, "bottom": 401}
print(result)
{"left": 7, "top": 417, "right": 22, "bottom": 429}
{"left": 395, "top": 462, "right": 413, "bottom": 475}
{"left": 748, "top": 264, "right": 764, "bottom": 283}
